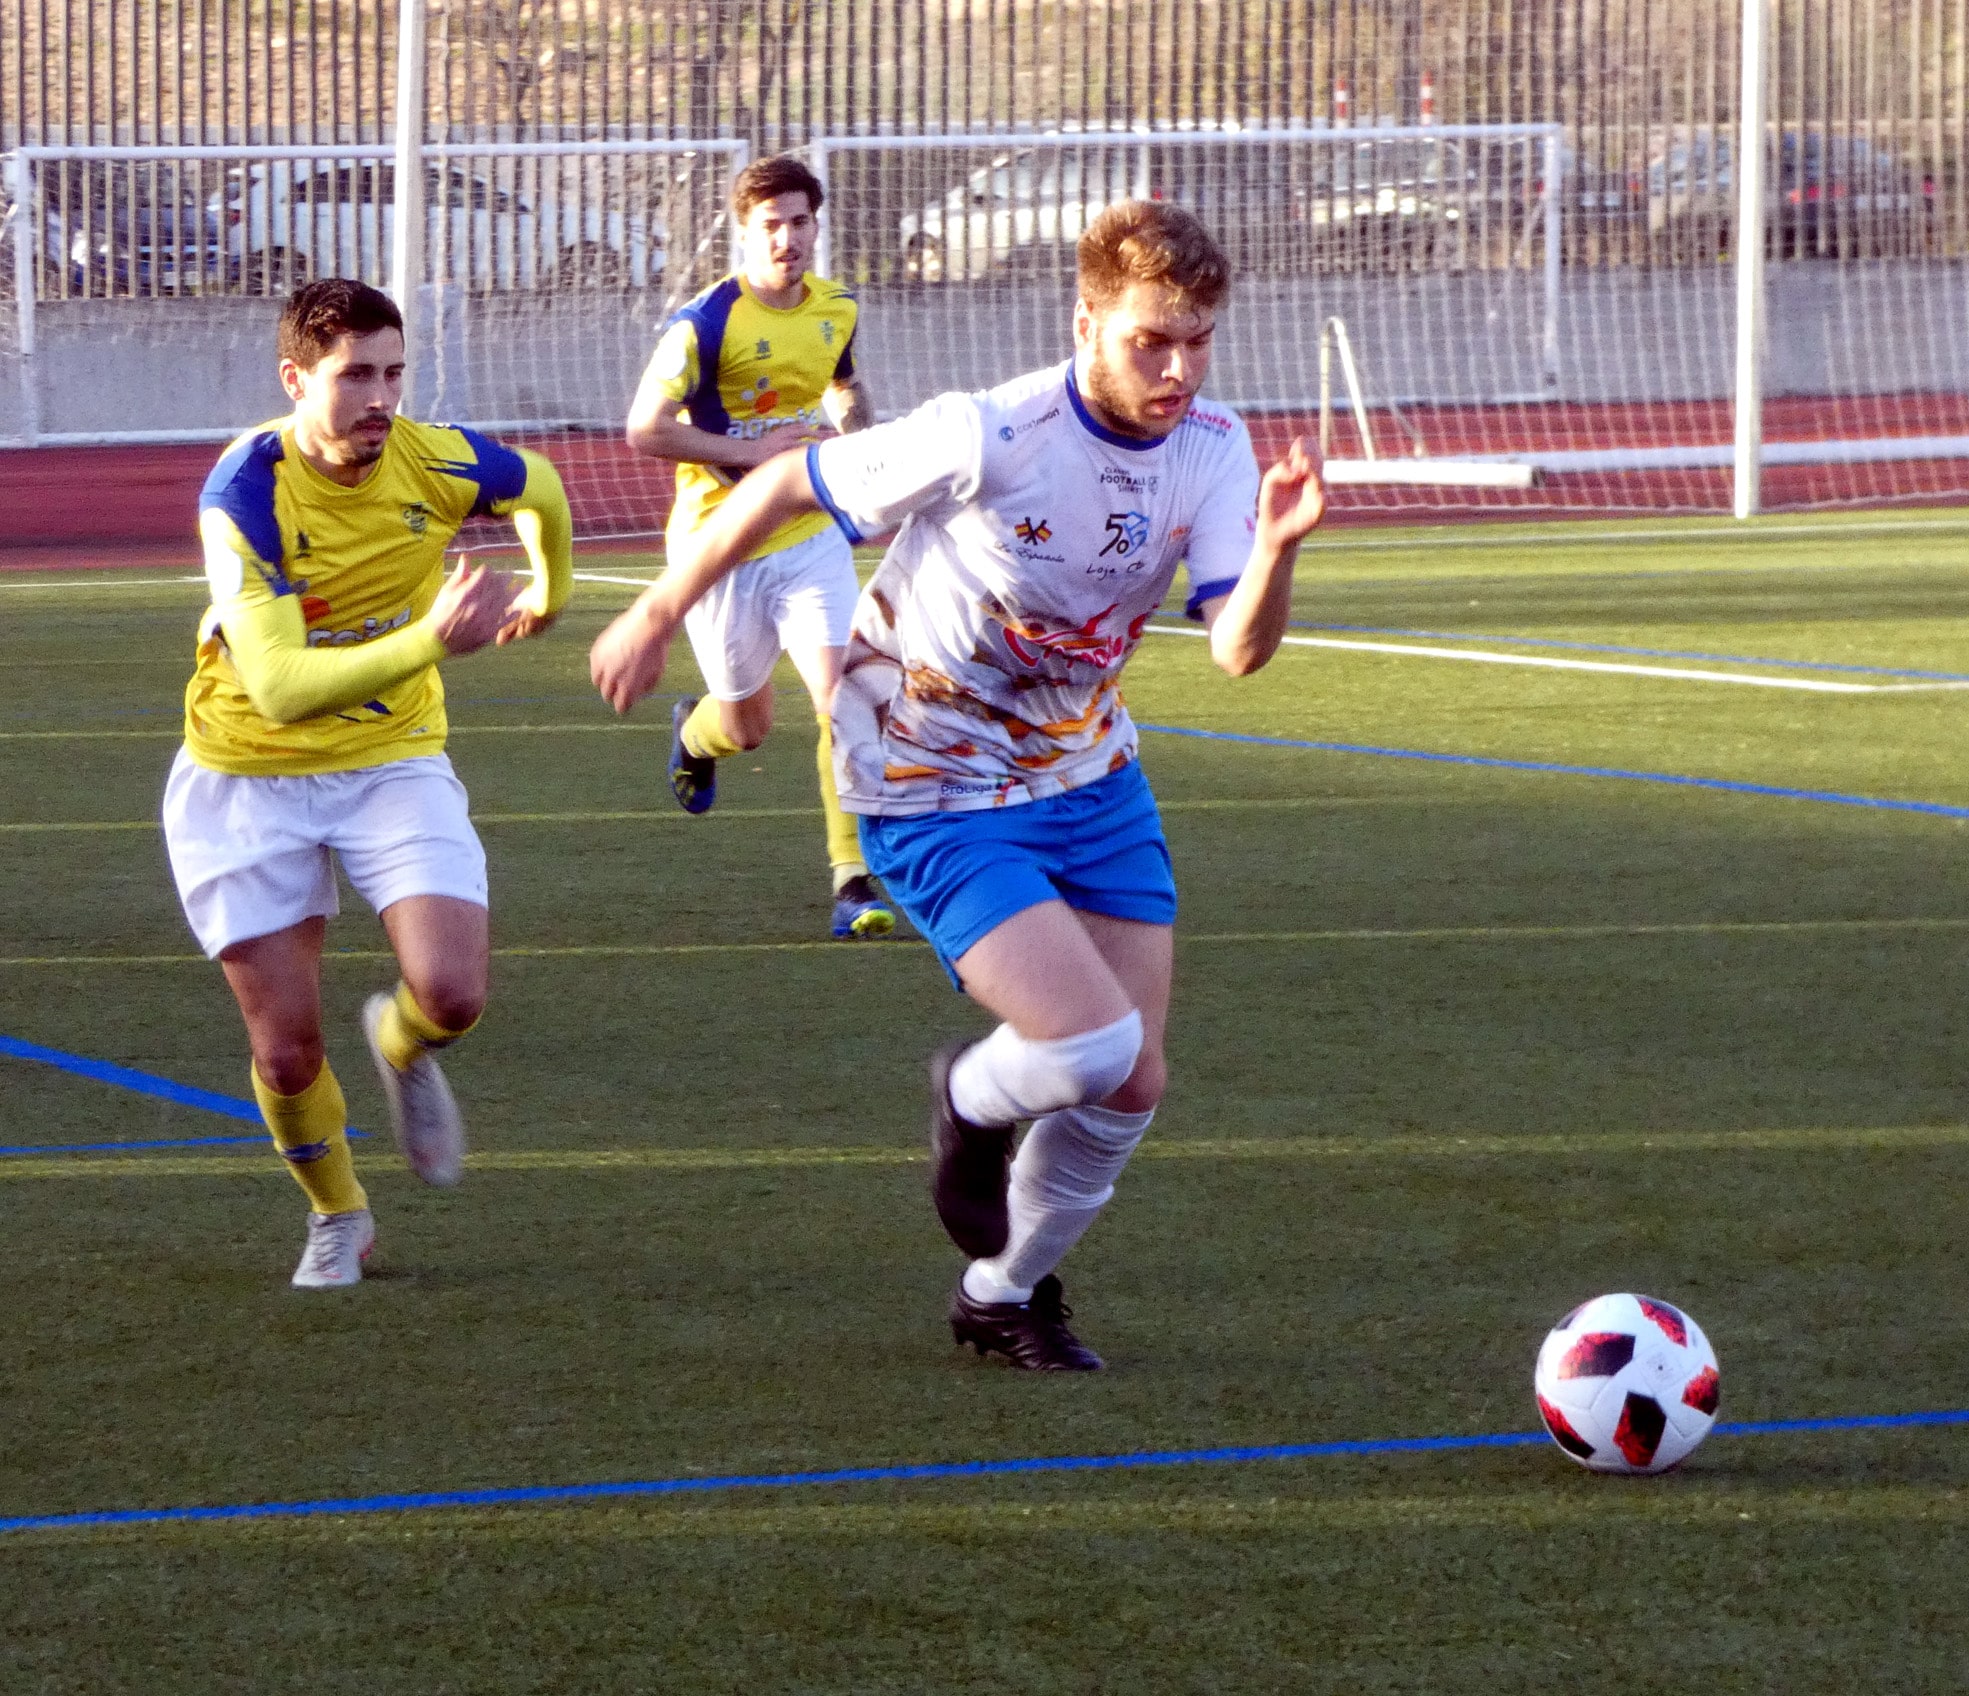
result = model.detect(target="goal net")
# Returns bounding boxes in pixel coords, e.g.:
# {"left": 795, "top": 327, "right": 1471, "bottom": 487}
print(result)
{"left": 6, "top": 125, "right": 1968, "bottom": 533}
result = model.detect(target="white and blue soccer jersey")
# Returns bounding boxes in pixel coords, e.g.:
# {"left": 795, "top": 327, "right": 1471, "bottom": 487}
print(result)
{"left": 807, "top": 358, "right": 1260, "bottom": 816}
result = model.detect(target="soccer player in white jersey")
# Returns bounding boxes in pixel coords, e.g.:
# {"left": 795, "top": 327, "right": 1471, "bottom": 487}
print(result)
{"left": 625, "top": 155, "right": 893, "bottom": 940}
{"left": 164, "top": 279, "right": 573, "bottom": 1290}
{"left": 592, "top": 200, "right": 1325, "bottom": 1367}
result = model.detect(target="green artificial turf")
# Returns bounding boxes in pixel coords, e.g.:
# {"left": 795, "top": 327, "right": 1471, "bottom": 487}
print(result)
{"left": 2, "top": 512, "right": 1968, "bottom": 1692}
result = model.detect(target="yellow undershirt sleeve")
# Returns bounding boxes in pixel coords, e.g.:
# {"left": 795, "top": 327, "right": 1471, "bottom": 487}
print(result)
{"left": 499, "top": 448, "right": 575, "bottom": 619}
{"left": 219, "top": 589, "right": 447, "bottom": 726}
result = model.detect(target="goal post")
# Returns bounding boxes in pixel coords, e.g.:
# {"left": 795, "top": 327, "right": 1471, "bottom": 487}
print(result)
{"left": 2, "top": 137, "right": 746, "bottom": 437}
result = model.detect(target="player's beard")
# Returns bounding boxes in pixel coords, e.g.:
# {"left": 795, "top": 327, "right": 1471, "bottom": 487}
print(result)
{"left": 1083, "top": 350, "right": 1190, "bottom": 442}
{"left": 341, "top": 416, "right": 393, "bottom": 466}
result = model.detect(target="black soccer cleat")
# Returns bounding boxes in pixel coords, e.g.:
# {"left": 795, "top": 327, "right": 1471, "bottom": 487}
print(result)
{"left": 668, "top": 696, "right": 717, "bottom": 815}
{"left": 949, "top": 1274, "right": 1104, "bottom": 1372}
{"left": 928, "top": 1039, "right": 1013, "bottom": 1259}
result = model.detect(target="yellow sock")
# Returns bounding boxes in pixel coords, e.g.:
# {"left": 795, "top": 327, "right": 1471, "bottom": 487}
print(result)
{"left": 374, "top": 980, "right": 477, "bottom": 1073}
{"left": 817, "top": 716, "right": 865, "bottom": 884}
{"left": 253, "top": 1061, "right": 368, "bottom": 1215}
{"left": 682, "top": 696, "right": 746, "bottom": 761}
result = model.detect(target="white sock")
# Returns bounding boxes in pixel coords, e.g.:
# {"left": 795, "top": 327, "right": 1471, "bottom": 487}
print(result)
{"left": 962, "top": 1102, "right": 1154, "bottom": 1304}
{"left": 947, "top": 1012, "right": 1142, "bottom": 1127}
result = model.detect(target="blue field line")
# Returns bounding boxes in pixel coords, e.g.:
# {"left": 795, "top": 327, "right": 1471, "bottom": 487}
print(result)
{"left": 0, "top": 1033, "right": 366, "bottom": 1155}
{"left": 1291, "top": 622, "right": 1969, "bottom": 682}
{"left": 2, "top": 1408, "right": 1963, "bottom": 1537}
{"left": 1139, "top": 724, "right": 1969, "bottom": 821}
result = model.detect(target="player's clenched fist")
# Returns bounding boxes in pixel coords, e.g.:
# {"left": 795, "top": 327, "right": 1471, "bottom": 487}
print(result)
{"left": 429, "top": 554, "right": 528, "bottom": 656}
{"left": 590, "top": 596, "right": 678, "bottom": 715}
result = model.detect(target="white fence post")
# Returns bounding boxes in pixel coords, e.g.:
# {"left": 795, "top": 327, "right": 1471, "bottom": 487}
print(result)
{"left": 9, "top": 150, "right": 40, "bottom": 446}
{"left": 1732, "top": 0, "right": 1770, "bottom": 520}
{"left": 390, "top": 0, "right": 428, "bottom": 414}
{"left": 809, "top": 140, "right": 831, "bottom": 279}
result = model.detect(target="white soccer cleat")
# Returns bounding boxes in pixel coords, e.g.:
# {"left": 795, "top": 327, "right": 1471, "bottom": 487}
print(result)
{"left": 291, "top": 1208, "right": 375, "bottom": 1290}
{"left": 362, "top": 992, "right": 467, "bottom": 1188}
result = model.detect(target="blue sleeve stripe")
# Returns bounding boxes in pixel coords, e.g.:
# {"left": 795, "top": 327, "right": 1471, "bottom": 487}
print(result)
{"left": 675, "top": 276, "right": 744, "bottom": 442}
{"left": 452, "top": 427, "right": 530, "bottom": 517}
{"left": 807, "top": 444, "right": 864, "bottom": 545}
{"left": 197, "top": 429, "right": 286, "bottom": 570}
{"left": 1185, "top": 576, "right": 1242, "bottom": 620}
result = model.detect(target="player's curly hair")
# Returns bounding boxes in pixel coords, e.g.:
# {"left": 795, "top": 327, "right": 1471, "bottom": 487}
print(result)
{"left": 277, "top": 279, "right": 404, "bottom": 370}
{"left": 1076, "top": 200, "right": 1230, "bottom": 315}
{"left": 730, "top": 155, "right": 825, "bottom": 219}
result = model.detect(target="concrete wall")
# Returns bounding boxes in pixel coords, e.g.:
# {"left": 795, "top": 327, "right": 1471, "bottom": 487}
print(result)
{"left": 2, "top": 260, "right": 1965, "bottom": 447}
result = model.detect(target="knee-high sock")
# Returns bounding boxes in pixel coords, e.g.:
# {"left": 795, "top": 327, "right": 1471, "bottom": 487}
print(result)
{"left": 681, "top": 695, "right": 745, "bottom": 761}
{"left": 372, "top": 980, "right": 477, "bottom": 1073}
{"left": 254, "top": 1061, "right": 367, "bottom": 1216}
{"left": 947, "top": 1012, "right": 1143, "bottom": 1127}
{"left": 816, "top": 717, "right": 866, "bottom": 883}
{"left": 963, "top": 1102, "right": 1154, "bottom": 1304}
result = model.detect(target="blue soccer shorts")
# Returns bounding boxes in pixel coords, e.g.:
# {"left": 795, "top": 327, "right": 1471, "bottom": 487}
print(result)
{"left": 858, "top": 759, "right": 1178, "bottom": 987}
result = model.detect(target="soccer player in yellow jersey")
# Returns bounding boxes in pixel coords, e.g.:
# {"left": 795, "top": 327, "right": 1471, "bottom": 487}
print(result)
{"left": 161, "top": 279, "right": 573, "bottom": 1289}
{"left": 624, "top": 155, "right": 894, "bottom": 939}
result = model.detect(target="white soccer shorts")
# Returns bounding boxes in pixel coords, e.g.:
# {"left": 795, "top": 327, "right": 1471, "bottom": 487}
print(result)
{"left": 162, "top": 748, "right": 489, "bottom": 959}
{"left": 682, "top": 525, "right": 858, "bottom": 701}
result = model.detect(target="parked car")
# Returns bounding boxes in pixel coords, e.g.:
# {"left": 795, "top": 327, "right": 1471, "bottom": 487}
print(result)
{"left": 219, "top": 158, "right": 665, "bottom": 293}
{"left": 19, "top": 173, "right": 227, "bottom": 297}
{"left": 1647, "top": 127, "right": 1935, "bottom": 256}
{"left": 897, "top": 146, "right": 1147, "bottom": 282}
{"left": 1774, "top": 131, "right": 1934, "bottom": 256}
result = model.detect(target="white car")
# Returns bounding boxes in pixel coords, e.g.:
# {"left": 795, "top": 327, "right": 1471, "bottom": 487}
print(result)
{"left": 897, "top": 147, "right": 1147, "bottom": 282}
{"left": 219, "top": 159, "right": 664, "bottom": 292}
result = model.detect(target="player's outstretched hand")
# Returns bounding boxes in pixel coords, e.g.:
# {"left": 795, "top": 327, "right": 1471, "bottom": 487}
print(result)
{"left": 430, "top": 553, "right": 527, "bottom": 656}
{"left": 589, "top": 598, "right": 676, "bottom": 715}
{"left": 1257, "top": 435, "right": 1326, "bottom": 549}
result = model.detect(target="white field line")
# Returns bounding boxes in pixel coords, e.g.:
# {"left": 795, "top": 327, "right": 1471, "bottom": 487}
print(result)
{"left": 572, "top": 571, "right": 662, "bottom": 587}
{"left": 1146, "top": 624, "right": 1969, "bottom": 694}
{"left": 0, "top": 576, "right": 205, "bottom": 590}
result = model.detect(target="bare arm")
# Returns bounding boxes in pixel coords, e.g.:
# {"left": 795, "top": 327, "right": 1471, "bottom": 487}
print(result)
{"left": 625, "top": 350, "right": 813, "bottom": 471}
{"left": 589, "top": 450, "right": 826, "bottom": 714}
{"left": 822, "top": 374, "right": 877, "bottom": 434}
{"left": 1198, "top": 437, "right": 1326, "bottom": 677}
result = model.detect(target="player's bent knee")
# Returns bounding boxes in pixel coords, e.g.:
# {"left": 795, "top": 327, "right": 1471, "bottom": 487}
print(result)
{"left": 406, "top": 979, "right": 486, "bottom": 1036}
{"left": 1024, "top": 1010, "right": 1144, "bottom": 1110}
{"left": 1100, "top": 1047, "right": 1166, "bottom": 1114}
{"left": 253, "top": 1039, "right": 325, "bottom": 1097}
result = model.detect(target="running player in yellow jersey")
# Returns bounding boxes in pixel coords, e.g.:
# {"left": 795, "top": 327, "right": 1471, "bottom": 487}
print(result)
{"left": 622, "top": 155, "right": 894, "bottom": 940}
{"left": 161, "top": 279, "right": 573, "bottom": 1289}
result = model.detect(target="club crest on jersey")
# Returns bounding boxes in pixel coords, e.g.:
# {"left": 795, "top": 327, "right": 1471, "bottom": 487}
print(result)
{"left": 1098, "top": 511, "right": 1151, "bottom": 558}
{"left": 1000, "top": 602, "right": 1150, "bottom": 670}
{"left": 1015, "top": 517, "right": 1052, "bottom": 544}
{"left": 755, "top": 338, "right": 772, "bottom": 358}
{"left": 401, "top": 502, "right": 431, "bottom": 535}
{"left": 821, "top": 321, "right": 836, "bottom": 345}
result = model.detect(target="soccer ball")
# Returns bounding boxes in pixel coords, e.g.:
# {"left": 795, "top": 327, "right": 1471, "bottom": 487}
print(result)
{"left": 1533, "top": 1293, "right": 1720, "bottom": 1474}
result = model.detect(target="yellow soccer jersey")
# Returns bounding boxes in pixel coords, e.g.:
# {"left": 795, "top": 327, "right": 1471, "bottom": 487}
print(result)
{"left": 186, "top": 415, "right": 560, "bottom": 777}
{"left": 650, "top": 272, "right": 858, "bottom": 560}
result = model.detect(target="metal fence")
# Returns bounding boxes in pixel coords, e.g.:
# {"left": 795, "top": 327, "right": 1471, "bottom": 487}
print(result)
{"left": 4, "top": 1, "right": 1966, "bottom": 293}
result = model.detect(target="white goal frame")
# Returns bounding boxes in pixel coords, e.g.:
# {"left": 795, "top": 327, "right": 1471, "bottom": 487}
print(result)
{"left": 808, "top": 123, "right": 1564, "bottom": 491}
{"left": 5, "top": 137, "right": 749, "bottom": 444}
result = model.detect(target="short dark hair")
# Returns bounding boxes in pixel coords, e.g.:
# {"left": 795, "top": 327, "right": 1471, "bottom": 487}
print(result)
{"left": 276, "top": 279, "right": 404, "bottom": 370}
{"left": 730, "top": 154, "right": 825, "bottom": 221}
{"left": 1077, "top": 200, "right": 1231, "bottom": 315}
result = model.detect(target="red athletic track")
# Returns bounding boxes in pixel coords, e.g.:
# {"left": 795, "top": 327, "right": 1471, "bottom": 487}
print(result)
{"left": 5, "top": 394, "right": 1968, "bottom": 572}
